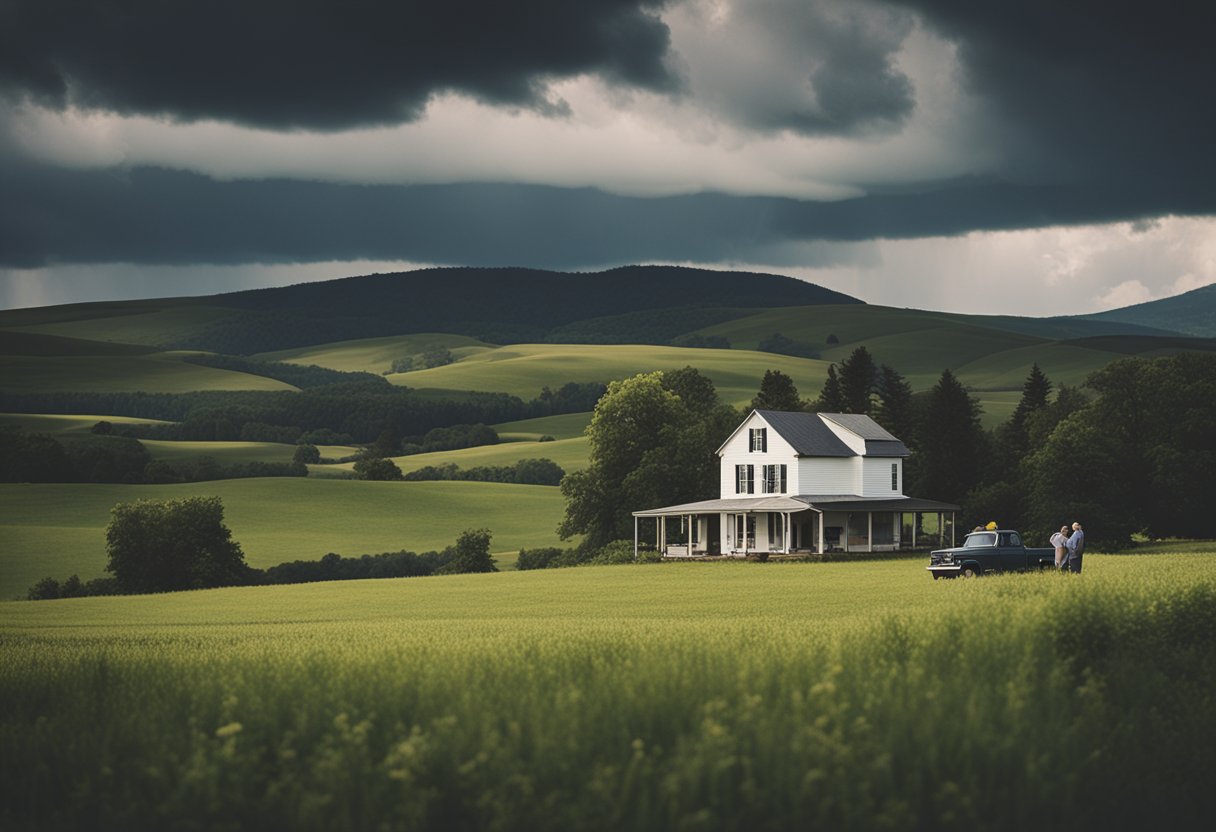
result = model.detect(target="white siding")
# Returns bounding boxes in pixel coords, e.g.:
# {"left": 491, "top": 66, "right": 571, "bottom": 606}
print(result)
{"left": 821, "top": 417, "right": 867, "bottom": 455}
{"left": 861, "top": 457, "right": 903, "bottom": 497}
{"left": 799, "top": 457, "right": 855, "bottom": 494}
{"left": 718, "top": 412, "right": 800, "bottom": 497}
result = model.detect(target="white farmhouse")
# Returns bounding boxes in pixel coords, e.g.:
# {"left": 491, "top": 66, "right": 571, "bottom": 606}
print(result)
{"left": 632, "top": 409, "right": 959, "bottom": 558}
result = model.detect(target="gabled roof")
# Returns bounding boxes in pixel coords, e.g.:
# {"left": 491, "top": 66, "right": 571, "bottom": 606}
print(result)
{"left": 754, "top": 410, "right": 854, "bottom": 457}
{"left": 745, "top": 410, "right": 911, "bottom": 458}
{"left": 818, "top": 413, "right": 911, "bottom": 457}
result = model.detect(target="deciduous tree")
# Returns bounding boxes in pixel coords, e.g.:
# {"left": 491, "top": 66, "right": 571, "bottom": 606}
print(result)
{"left": 105, "top": 497, "right": 249, "bottom": 593}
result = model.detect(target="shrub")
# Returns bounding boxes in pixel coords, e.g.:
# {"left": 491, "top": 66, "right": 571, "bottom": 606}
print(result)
{"left": 515, "top": 547, "right": 568, "bottom": 571}
{"left": 352, "top": 457, "right": 404, "bottom": 481}
{"left": 293, "top": 444, "right": 321, "bottom": 464}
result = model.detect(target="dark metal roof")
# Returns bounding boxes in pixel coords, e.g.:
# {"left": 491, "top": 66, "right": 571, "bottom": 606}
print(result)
{"left": 754, "top": 410, "right": 853, "bottom": 457}
{"left": 754, "top": 410, "right": 910, "bottom": 457}
{"left": 818, "top": 413, "right": 911, "bottom": 457}
{"left": 817, "top": 413, "right": 897, "bottom": 440}
{"left": 792, "top": 495, "right": 961, "bottom": 512}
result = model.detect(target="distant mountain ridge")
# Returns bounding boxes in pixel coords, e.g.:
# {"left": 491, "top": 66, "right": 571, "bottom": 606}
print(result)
{"left": 1072, "top": 282, "right": 1216, "bottom": 337}
{"left": 0, "top": 265, "right": 860, "bottom": 354}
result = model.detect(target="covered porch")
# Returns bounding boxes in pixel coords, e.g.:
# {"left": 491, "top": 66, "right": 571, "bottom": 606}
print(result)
{"left": 631, "top": 496, "right": 959, "bottom": 559}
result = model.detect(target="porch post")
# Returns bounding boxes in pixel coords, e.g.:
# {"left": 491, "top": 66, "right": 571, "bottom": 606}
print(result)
{"left": 818, "top": 509, "right": 824, "bottom": 554}
{"left": 633, "top": 515, "right": 639, "bottom": 561}
{"left": 844, "top": 513, "right": 849, "bottom": 553}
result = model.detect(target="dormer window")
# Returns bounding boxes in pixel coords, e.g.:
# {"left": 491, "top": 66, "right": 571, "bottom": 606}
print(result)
{"left": 749, "top": 428, "right": 767, "bottom": 452}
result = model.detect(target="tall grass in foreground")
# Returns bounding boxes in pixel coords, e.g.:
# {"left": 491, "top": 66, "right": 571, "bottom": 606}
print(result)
{"left": 2, "top": 560, "right": 1215, "bottom": 830}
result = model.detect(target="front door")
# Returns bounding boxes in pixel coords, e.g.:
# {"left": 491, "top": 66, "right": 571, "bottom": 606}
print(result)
{"left": 707, "top": 515, "right": 721, "bottom": 555}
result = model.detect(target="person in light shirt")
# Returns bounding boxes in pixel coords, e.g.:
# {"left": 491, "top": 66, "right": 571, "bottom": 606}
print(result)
{"left": 1050, "top": 525, "right": 1070, "bottom": 570}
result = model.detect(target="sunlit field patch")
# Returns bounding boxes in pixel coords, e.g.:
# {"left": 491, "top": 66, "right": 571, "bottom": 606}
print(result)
{"left": 2, "top": 552, "right": 1214, "bottom": 830}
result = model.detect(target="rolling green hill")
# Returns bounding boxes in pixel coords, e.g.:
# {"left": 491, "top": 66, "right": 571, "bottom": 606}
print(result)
{"left": 0, "top": 412, "right": 174, "bottom": 434}
{"left": 387, "top": 343, "right": 830, "bottom": 407}
{"left": 0, "top": 352, "right": 297, "bottom": 394}
{"left": 0, "top": 266, "right": 859, "bottom": 354}
{"left": 0, "top": 479, "right": 569, "bottom": 598}
{"left": 1076, "top": 282, "right": 1216, "bottom": 337}
{"left": 494, "top": 412, "right": 593, "bottom": 441}
{"left": 256, "top": 332, "right": 496, "bottom": 374}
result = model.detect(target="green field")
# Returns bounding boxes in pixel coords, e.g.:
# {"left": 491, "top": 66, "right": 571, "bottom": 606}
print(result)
{"left": 0, "top": 304, "right": 237, "bottom": 346}
{"left": 0, "top": 352, "right": 295, "bottom": 393}
{"left": 0, "top": 412, "right": 174, "bottom": 434}
{"left": 2, "top": 553, "right": 1213, "bottom": 829}
{"left": 141, "top": 439, "right": 359, "bottom": 465}
{"left": 257, "top": 332, "right": 496, "bottom": 374}
{"left": 388, "top": 343, "right": 830, "bottom": 408}
{"left": 0, "top": 479, "right": 568, "bottom": 598}
{"left": 494, "top": 411, "right": 594, "bottom": 440}
{"left": 321, "top": 436, "right": 590, "bottom": 477}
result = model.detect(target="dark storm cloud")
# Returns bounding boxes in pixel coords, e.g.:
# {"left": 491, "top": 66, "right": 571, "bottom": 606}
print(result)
{"left": 0, "top": 0, "right": 676, "bottom": 129}
{"left": 4, "top": 159, "right": 1213, "bottom": 270}
{"left": 894, "top": 0, "right": 1216, "bottom": 186}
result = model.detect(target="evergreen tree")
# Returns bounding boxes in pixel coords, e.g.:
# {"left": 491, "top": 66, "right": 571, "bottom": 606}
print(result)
{"left": 911, "top": 369, "right": 985, "bottom": 504}
{"left": 873, "top": 365, "right": 915, "bottom": 441}
{"left": 1000, "top": 364, "right": 1054, "bottom": 465}
{"left": 751, "top": 370, "right": 802, "bottom": 412}
{"left": 837, "top": 346, "right": 878, "bottom": 413}
{"left": 812, "top": 365, "right": 846, "bottom": 412}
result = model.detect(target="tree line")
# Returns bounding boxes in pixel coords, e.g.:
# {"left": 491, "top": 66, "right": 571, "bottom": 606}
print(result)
{"left": 0, "top": 430, "right": 306, "bottom": 484}
{"left": 0, "top": 380, "right": 605, "bottom": 445}
{"left": 26, "top": 498, "right": 498, "bottom": 600}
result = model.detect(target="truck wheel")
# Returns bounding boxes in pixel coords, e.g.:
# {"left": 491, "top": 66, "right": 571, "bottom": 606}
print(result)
{"left": 961, "top": 565, "right": 980, "bottom": 578}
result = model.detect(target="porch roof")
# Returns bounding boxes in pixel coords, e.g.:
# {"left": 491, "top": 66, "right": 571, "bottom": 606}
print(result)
{"left": 632, "top": 494, "right": 959, "bottom": 517}
{"left": 632, "top": 496, "right": 808, "bottom": 517}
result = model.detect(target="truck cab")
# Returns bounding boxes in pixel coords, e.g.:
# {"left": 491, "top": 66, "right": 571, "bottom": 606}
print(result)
{"left": 927, "top": 530, "right": 1055, "bottom": 578}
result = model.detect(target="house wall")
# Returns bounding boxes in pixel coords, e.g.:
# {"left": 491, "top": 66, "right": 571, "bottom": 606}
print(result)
{"left": 719, "top": 412, "right": 800, "bottom": 497}
{"left": 798, "top": 457, "right": 855, "bottom": 495}
{"left": 861, "top": 457, "right": 903, "bottom": 497}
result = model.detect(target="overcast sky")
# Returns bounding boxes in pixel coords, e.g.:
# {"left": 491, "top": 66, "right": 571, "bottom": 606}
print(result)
{"left": 1, "top": 0, "right": 1213, "bottom": 314}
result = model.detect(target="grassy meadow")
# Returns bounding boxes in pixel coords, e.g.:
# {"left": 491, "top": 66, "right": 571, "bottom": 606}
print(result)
{"left": 388, "top": 343, "right": 829, "bottom": 407}
{"left": 0, "top": 479, "right": 567, "bottom": 597}
{"left": 0, "top": 412, "right": 174, "bottom": 434}
{"left": 2, "top": 553, "right": 1214, "bottom": 830}
{"left": 256, "top": 332, "right": 496, "bottom": 373}
{"left": 0, "top": 351, "right": 297, "bottom": 394}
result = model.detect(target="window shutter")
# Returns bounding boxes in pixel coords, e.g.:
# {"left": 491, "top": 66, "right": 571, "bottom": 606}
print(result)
{"left": 780, "top": 464, "right": 787, "bottom": 493}
{"left": 762, "top": 430, "right": 767, "bottom": 452}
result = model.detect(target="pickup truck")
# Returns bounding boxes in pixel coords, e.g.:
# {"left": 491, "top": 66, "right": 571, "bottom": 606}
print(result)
{"left": 927, "top": 530, "right": 1055, "bottom": 578}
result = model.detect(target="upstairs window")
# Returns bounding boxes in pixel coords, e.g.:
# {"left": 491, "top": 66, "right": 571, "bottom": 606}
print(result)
{"left": 891, "top": 463, "right": 898, "bottom": 491}
{"left": 735, "top": 464, "right": 754, "bottom": 494}
{"left": 749, "top": 427, "right": 767, "bottom": 453}
{"left": 762, "top": 464, "right": 787, "bottom": 494}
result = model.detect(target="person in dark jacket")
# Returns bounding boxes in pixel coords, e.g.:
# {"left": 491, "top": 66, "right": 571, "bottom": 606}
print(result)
{"left": 1065, "top": 522, "right": 1085, "bottom": 573}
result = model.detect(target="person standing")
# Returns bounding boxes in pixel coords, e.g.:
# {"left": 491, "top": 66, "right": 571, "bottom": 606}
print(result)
{"left": 1065, "top": 522, "right": 1085, "bottom": 573}
{"left": 1050, "top": 525, "right": 1070, "bottom": 569}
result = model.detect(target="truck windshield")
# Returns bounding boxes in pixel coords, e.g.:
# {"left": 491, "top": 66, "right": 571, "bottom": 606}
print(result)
{"left": 964, "top": 533, "right": 997, "bottom": 548}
